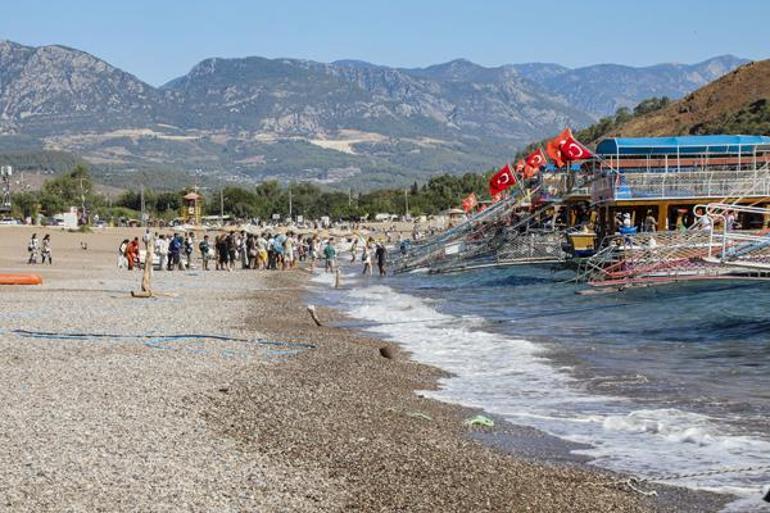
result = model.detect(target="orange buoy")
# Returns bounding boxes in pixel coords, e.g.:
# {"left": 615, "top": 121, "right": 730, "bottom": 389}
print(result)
{"left": 0, "top": 273, "right": 43, "bottom": 285}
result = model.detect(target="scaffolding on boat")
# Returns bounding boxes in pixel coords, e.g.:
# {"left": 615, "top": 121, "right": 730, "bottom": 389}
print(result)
{"left": 577, "top": 208, "right": 770, "bottom": 288}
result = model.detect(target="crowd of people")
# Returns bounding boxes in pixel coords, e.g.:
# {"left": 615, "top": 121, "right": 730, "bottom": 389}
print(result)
{"left": 116, "top": 230, "right": 387, "bottom": 276}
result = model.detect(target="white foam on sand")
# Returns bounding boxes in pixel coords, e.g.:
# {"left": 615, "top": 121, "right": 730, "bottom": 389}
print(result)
{"left": 318, "top": 276, "right": 770, "bottom": 508}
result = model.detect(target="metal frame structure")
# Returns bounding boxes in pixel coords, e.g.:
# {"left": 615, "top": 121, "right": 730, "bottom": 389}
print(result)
{"left": 592, "top": 136, "right": 770, "bottom": 205}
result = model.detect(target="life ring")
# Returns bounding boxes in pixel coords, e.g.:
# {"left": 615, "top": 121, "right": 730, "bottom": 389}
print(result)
{"left": 0, "top": 273, "right": 43, "bottom": 285}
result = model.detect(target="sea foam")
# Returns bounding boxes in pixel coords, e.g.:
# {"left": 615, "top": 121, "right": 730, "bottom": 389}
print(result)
{"left": 313, "top": 271, "right": 770, "bottom": 508}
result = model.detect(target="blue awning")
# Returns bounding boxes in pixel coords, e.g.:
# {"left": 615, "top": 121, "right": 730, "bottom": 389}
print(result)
{"left": 596, "top": 135, "right": 770, "bottom": 156}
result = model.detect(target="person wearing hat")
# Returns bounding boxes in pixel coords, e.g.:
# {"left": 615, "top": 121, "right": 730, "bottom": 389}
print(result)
{"left": 622, "top": 212, "right": 632, "bottom": 228}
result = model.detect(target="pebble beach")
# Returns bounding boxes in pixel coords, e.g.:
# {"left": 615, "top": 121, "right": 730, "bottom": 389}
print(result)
{"left": 0, "top": 226, "right": 730, "bottom": 512}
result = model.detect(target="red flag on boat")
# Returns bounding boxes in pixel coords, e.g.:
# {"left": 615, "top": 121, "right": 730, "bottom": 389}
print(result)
{"left": 525, "top": 148, "right": 548, "bottom": 169}
{"left": 488, "top": 163, "right": 516, "bottom": 196}
{"left": 560, "top": 129, "right": 594, "bottom": 161}
{"left": 546, "top": 129, "right": 570, "bottom": 168}
{"left": 461, "top": 192, "right": 478, "bottom": 213}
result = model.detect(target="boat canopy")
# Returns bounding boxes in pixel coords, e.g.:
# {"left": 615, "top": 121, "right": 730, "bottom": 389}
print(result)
{"left": 596, "top": 135, "right": 770, "bottom": 156}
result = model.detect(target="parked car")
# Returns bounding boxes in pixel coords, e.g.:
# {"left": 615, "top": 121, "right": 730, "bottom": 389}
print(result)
{"left": 0, "top": 217, "right": 20, "bottom": 225}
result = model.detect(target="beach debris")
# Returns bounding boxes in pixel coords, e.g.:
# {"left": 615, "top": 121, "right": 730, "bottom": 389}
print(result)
{"left": 218, "top": 385, "right": 231, "bottom": 394}
{"left": 131, "top": 235, "right": 154, "bottom": 298}
{"left": 306, "top": 305, "right": 323, "bottom": 326}
{"left": 379, "top": 346, "right": 394, "bottom": 359}
{"left": 405, "top": 411, "right": 432, "bottom": 421}
{"left": 464, "top": 415, "right": 495, "bottom": 428}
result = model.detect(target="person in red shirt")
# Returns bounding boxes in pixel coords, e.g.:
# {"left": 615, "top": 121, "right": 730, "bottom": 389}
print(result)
{"left": 126, "top": 237, "right": 140, "bottom": 271}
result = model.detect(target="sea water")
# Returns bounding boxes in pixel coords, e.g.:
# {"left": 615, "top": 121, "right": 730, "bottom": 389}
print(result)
{"left": 313, "top": 264, "right": 770, "bottom": 510}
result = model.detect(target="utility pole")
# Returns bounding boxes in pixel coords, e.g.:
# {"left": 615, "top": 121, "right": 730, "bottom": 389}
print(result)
{"left": 219, "top": 189, "right": 224, "bottom": 225}
{"left": 79, "top": 176, "right": 87, "bottom": 224}
{"left": 140, "top": 184, "right": 145, "bottom": 226}
{"left": 288, "top": 185, "right": 293, "bottom": 221}
{"left": 348, "top": 187, "right": 352, "bottom": 208}
{"left": 404, "top": 188, "right": 409, "bottom": 217}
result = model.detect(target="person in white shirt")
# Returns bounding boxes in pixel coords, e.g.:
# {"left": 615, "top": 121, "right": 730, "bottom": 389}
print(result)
{"left": 156, "top": 235, "right": 169, "bottom": 271}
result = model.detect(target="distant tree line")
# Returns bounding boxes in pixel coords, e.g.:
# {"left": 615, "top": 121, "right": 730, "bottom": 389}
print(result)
{"left": 10, "top": 165, "right": 495, "bottom": 222}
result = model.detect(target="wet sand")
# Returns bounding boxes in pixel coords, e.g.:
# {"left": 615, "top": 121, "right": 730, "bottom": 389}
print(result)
{"left": 0, "top": 226, "right": 731, "bottom": 511}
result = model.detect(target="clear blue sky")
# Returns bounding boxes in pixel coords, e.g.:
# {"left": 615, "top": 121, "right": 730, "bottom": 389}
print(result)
{"left": 1, "top": 0, "right": 768, "bottom": 86}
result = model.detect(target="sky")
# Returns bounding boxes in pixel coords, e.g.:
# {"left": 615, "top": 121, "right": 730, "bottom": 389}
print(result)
{"left": 1, "top": 0, "right": 768, "bottom": 86}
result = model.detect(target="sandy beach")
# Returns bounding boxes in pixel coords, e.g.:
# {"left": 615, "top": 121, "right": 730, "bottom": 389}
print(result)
{"left": 0, "top": 226, "right": 729, "bottom": 512}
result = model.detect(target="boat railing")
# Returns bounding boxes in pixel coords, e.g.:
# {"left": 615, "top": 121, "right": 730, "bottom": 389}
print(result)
{"left": 596, "top": 160, "right": 770, "bottom": 201}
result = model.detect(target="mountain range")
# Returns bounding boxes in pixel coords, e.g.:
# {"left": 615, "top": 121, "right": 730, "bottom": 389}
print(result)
{"left": 0, "top": 39, "right": 750, "bottom": 189}
{"left": 595, "top": 59, "right": 770, "bottom": 138}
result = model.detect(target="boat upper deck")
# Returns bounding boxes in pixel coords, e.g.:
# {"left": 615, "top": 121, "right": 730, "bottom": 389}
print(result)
{"left": 591, "top": 135, "right": 770, "bottom": 203}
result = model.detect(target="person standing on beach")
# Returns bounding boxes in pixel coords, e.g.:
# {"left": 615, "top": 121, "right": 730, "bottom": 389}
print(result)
{"left": 215, "top": 235, "right": 227, "bottom": 271}
{"left": 350, "top": 238, "right": 358, "bottom": 263}
{"left": 257, "top": 233, "right": 268, "bottom": 270}
{"left": 283, "top": 232, "right": 295, "bottom": 270}
{"left": 156, "top": 235, "right": 168, "bottom": 271}
{"left": 40, "top": 234, "right": 52, "bottom": 264}
{"left": 126, "top": 237, "right": 140, "bottom": 271}
{"left": 199, "top": 235, "right": 211, "bottom": 271}
{"left": 375, "top": 242, "right": 386, "bottom": 276}
{"left": 225, "top": 233, "right": 236, "bottom": 271}
{"left": 27, "top": 233, "right": 39, "bottom": 264}
{"left": 118, "top": 239, "right": 129, "bottom": 269}
{"left": 309, "top": 236, "right": 319, "bottom": 270}
{"left": 362, "top": 240, "right": 373, "bottom": 276}
{"left": 184, "top": 233, "right": 194, "bottom": 270}
{"left": 323, "top": 238, "right": 337, "bottom": 273}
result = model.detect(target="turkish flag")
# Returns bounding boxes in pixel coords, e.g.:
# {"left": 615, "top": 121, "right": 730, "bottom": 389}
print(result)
{"left": 488, "top": 164, "right": 516, "bottom": 196}
{"left": 546, "top": 129, "right": 570, "bottom": 168}
{"left": 461, "top": 192, "right": 478, "bottom": 213}
{"left": 560, "top": 129, "right": 594, "bottom": 161}
{"left": 525, "top": 148, "right": 547, "bottom": 169}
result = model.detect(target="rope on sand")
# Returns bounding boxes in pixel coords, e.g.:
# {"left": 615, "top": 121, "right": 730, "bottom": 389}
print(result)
{"left": 9, "top": 329, "right": 316, "bottom": 355}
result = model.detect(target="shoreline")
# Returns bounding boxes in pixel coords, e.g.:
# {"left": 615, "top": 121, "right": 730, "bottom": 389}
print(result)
{"left": 208, "top": 270, "right": 732, "bottom": 512}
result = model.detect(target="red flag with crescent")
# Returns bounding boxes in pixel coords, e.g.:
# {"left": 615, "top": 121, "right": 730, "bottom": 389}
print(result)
{"left": 461, "top": 192, "right": 478, "bottom": 213}
{"left": 560, "top": 129, "right": 594, "bottom": 161}
{"left": 523, "top": 147, "right": 547, "bottom": 179}
{"left": 546, "top": 129, "right": 570, "bottom": 168}
{"left": 488, "top": 163, "right": 516, "bottom": 196}
{"left": 525, "top": 148, "right": 548, "bottom": 169}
